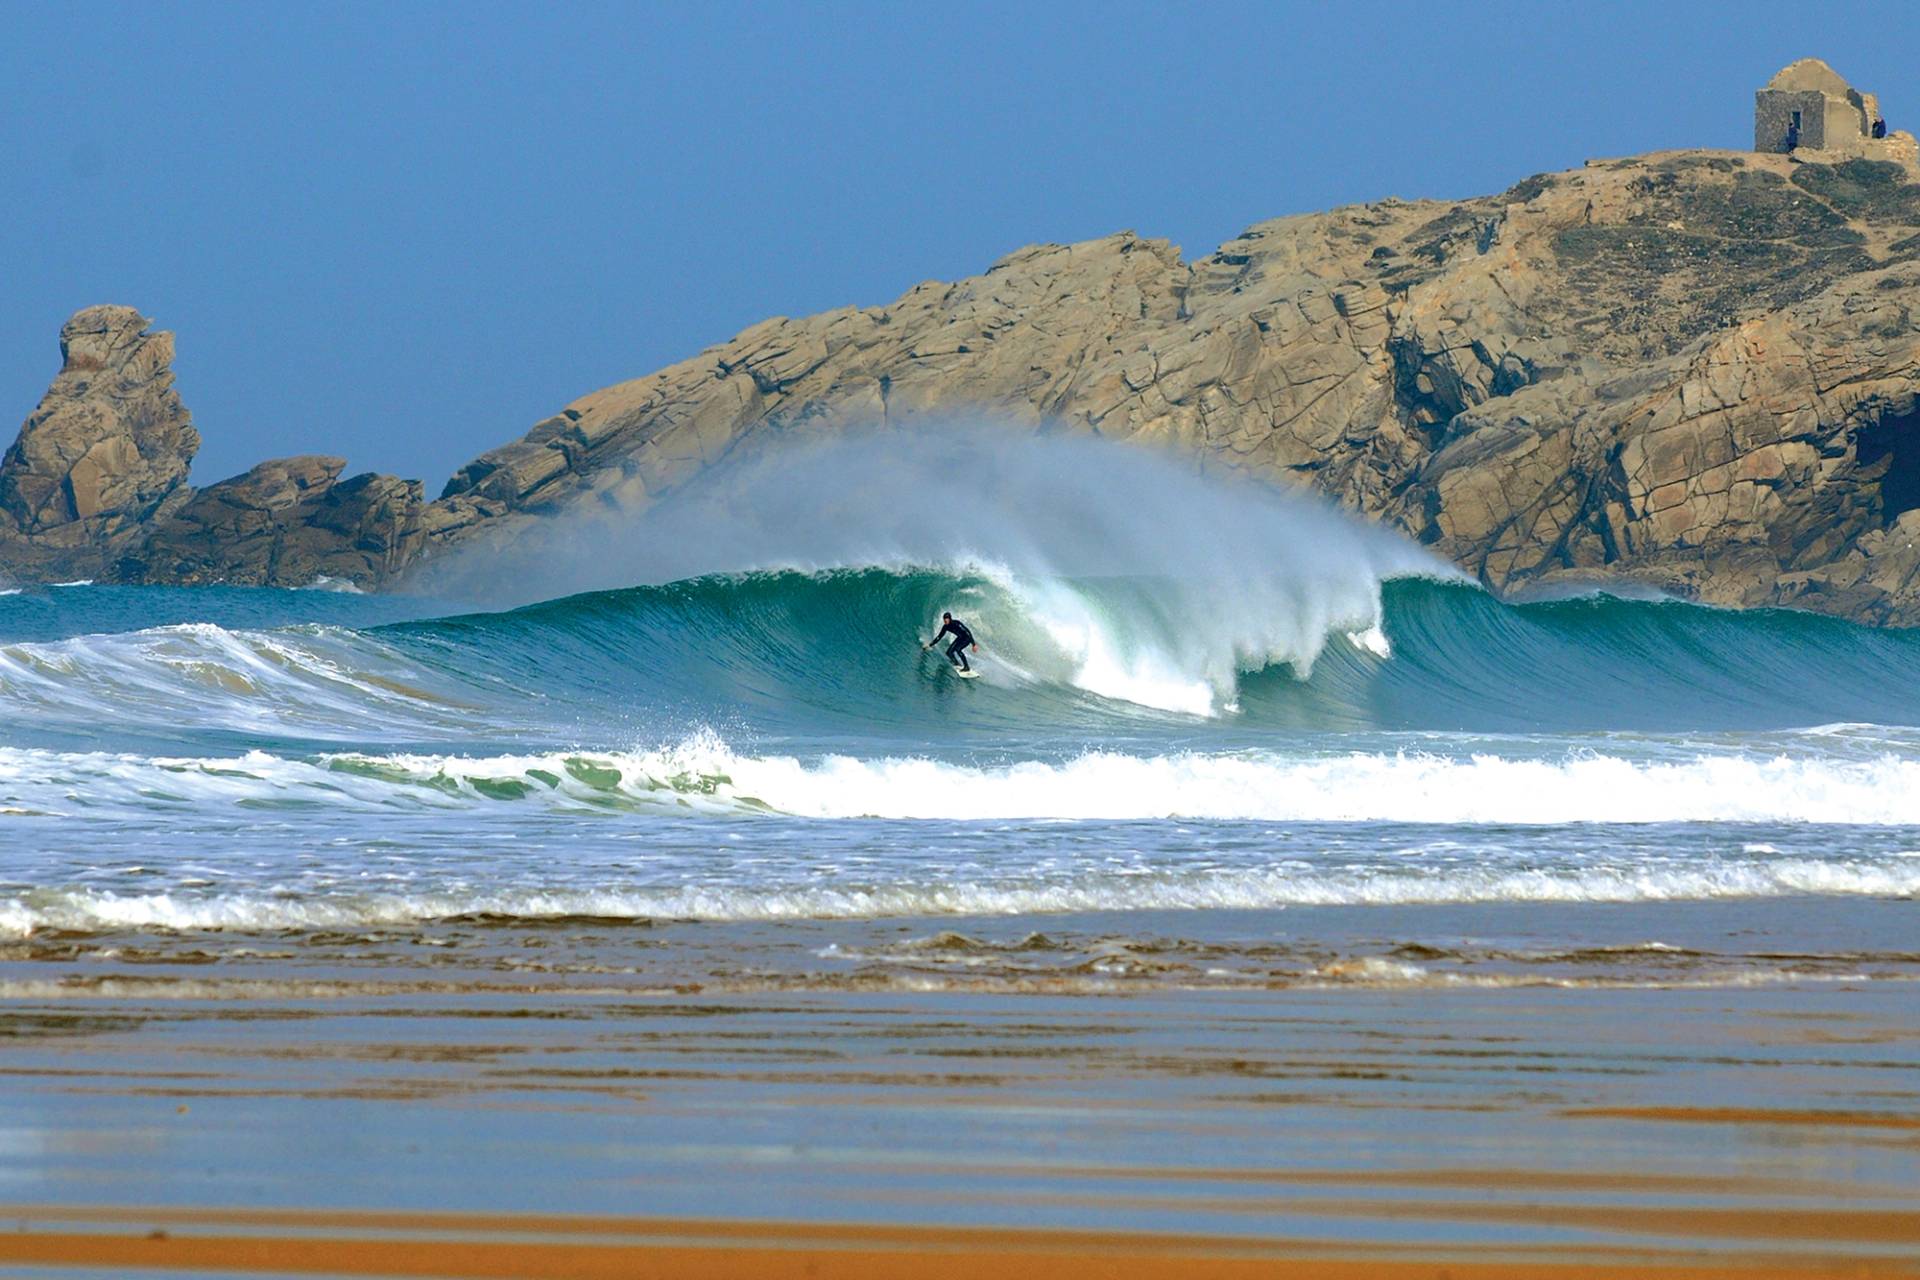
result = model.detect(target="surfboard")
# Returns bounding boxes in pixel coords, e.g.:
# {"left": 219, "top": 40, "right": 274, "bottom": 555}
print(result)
{"left": 920, "top": 642, "right": 980, "bottom": 678}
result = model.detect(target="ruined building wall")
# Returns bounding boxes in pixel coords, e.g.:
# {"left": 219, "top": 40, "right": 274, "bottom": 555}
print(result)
{"left": 1755, "top": 89, "right": 1828, "bottom": 151}
{"left": 1824, "top": 92, "right": 1866, "bottom": 146}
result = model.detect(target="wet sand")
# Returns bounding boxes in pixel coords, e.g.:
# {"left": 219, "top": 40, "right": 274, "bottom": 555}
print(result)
{"left": 3, "top": 937, "right": 1918, "bottom": 1277}
{"left": 3, "top": 1204, "right": 1918, "bottom": 1278}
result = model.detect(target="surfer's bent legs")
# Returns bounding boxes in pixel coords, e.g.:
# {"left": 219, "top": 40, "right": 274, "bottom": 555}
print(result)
{"left": 946, "top": 637, "right": 971, "bottom": 671}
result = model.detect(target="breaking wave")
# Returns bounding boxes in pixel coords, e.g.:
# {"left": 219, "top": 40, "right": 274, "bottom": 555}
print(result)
{"left": 3, "top": 428, "right": 1919, "bottom": 742}
{"left": 7, "top": 731, "right": 1920, "bottom": 824}
{"left": 3, "top": 569, "right": 1920, "bottom": 750}
{"left": 5, "top": 847, "right": 1917, "bottom": 937}
{"left": 5, "top": 432, "right": 1917, "bottom": 957}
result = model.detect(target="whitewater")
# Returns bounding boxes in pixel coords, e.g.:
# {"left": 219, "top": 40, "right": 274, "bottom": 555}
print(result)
{"left": 1, "top": 433, "right": 1917, "bottom": 988}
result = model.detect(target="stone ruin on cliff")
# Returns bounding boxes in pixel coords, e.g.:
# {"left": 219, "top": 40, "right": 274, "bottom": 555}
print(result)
{"left": 1754, "top": 58, "right": 1919, "bottom": 166}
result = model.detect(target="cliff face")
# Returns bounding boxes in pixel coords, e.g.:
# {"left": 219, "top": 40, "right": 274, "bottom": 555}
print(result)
{"left": 10, "top": 149, "right": 1920, "bottom": 621}
{"left": 416, "top": 150, "right": 1920, "bottom": 621}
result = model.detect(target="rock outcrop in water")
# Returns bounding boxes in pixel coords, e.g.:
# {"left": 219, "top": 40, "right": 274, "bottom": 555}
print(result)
{"left": 0, "top": 305, "right": 199, "bottom": 574}
{"left": 128, "top": 456, "right": 426, "bottom": 587}
{"left": 10, "top": 61, "right": 1920, "bottom": 621}
{"left": 0, "top": 307, "right": 425, "bottom": 587}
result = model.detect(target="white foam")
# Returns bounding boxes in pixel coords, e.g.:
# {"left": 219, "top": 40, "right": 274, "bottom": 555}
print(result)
{"left": 991, "top": 564, "right": 1399, "bottom": 715}
{"left": 1011, "top": 573, "right": 1222, "bottom": 716}
{"left": 8, "top": 735, "right": 1920, "bottom": 825}
{"left": 1346, "top": 624, "right": 1393, "bottom": 658}
{"left": 1318, "top": 956, "right": 1430, "bottom": 982}
{"left": 0, "top": 622, "right": 483, "bottom": 739}
{"left": 764, "top": 747, "right": 1920, "bottom": 824}
{"left": 415, "top": 428, "right": 1457, "bottom": 715}
{"left": 5, "top": 735, "right": 1920, "bottom": 939}
{"left": 3, "top": 851, "right": 1917, "bottom": 938}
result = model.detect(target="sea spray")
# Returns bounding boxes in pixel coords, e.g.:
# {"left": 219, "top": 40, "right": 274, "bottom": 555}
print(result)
{"left": 413, "top": 428, "right": 1448, "bottom": 711}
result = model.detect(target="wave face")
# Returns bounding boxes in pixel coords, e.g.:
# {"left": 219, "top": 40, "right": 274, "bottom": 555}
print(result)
{"left": 6, "top": 570, "right": 1920, "bottom": 751}
{"left": 2, "top": 433, "right": 1919, "bottom": 954}
{"left": 409, "top": 568, "right": 1920, "bottom": 737}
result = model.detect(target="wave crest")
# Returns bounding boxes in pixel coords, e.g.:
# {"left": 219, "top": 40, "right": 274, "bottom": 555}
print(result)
{"left": 6, "top": 855, "right": 1917, "bottom": 939}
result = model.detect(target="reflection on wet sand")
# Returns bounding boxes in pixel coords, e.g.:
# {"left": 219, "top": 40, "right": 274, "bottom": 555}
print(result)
{"left": 2, "top": 957, "right": 1917, "bottom": 1274}
{"left": 3, "top": 1203, "right": 1918, "bottom": 1278}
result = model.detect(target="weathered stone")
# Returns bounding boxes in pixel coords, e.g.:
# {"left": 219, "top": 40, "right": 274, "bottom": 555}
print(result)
{"left": 131, "top": 459, "right": 424, "bottom": 587}
{"left": 1754, "top": 58, "right": 1918, "bottom": 166}
{"left": 0, "top": 306, "right": 197, "bottom": 552}
{"left": 400, "top": 141, "right": 1920, "bottom": 622}
{"left": 18, "top": 102, "right": 1920, "bottom": 621}
{"left": 0, "top": 313, "right": 425, "bottom": 590}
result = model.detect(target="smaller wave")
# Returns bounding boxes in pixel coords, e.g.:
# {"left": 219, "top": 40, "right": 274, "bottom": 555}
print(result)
{"left": 11, "top": 733, "right": 1920, "bottom": 824}
{"left": 0, "top": 622, "right": 489, "bottom": 742}
{"left": 5, "top": 853, "right": 1918, "bottom": 939}
{"left": 320, "top": 736, "right": 1920, "bottom": 825}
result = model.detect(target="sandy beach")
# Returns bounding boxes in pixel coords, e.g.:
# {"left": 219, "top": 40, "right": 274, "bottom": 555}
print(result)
{"left": 5, "top": 920, "right": 1917, "bottom": 1277}
{"left": 11, "top": 8, "right": 1920, "bottom": 1279}
{"left": 3, "top": 1203, "right": 1918, "bottom": 1278}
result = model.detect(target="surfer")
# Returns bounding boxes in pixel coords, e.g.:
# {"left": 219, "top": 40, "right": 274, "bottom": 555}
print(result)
{"left": 923, "top": 611, "right": 978, "bottom": 672}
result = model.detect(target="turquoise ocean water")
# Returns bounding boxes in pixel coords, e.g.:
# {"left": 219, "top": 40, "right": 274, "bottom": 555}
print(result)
{"left": 2, "top": 559, "right": 1917, "bottom": 994}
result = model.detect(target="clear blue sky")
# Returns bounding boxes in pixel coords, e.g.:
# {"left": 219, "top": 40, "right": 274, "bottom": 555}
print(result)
{"left": 4, "top": 1, "right": 1916, "bottom": 488}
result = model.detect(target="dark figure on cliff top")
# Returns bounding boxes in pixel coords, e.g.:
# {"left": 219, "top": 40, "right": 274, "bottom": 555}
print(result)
{"left": 924, "top": 612, "right": 977, "bottom": 672}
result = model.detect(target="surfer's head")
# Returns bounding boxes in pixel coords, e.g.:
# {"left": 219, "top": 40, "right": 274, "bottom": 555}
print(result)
{"left": 942, "top": 612, "right": 952, "bottom": 621}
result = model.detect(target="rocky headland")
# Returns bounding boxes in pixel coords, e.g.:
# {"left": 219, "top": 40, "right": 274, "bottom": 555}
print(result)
{"left": 9, "top": 60, "right": 1920, "bottom": 623}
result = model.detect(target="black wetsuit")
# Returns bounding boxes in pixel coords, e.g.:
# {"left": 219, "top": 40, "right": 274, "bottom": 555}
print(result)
{"left": 933, "top": 618, "right": 975, "bottom": 670}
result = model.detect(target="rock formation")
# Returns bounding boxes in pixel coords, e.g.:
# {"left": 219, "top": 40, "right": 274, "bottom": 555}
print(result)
{"left": 10, "top": 58, "right": 1920, "bottom": 622}
{"left": 126, "top": 456, "right": 425, "bottom": 587}
{"left": 0, "top": 305, "right": 198, "bottom": 570}
{"left": 413, "top": 146, "right": 1920, "bottom": 623}
{"left": 0, "top": 307, "right": 426, "bottom": 588}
